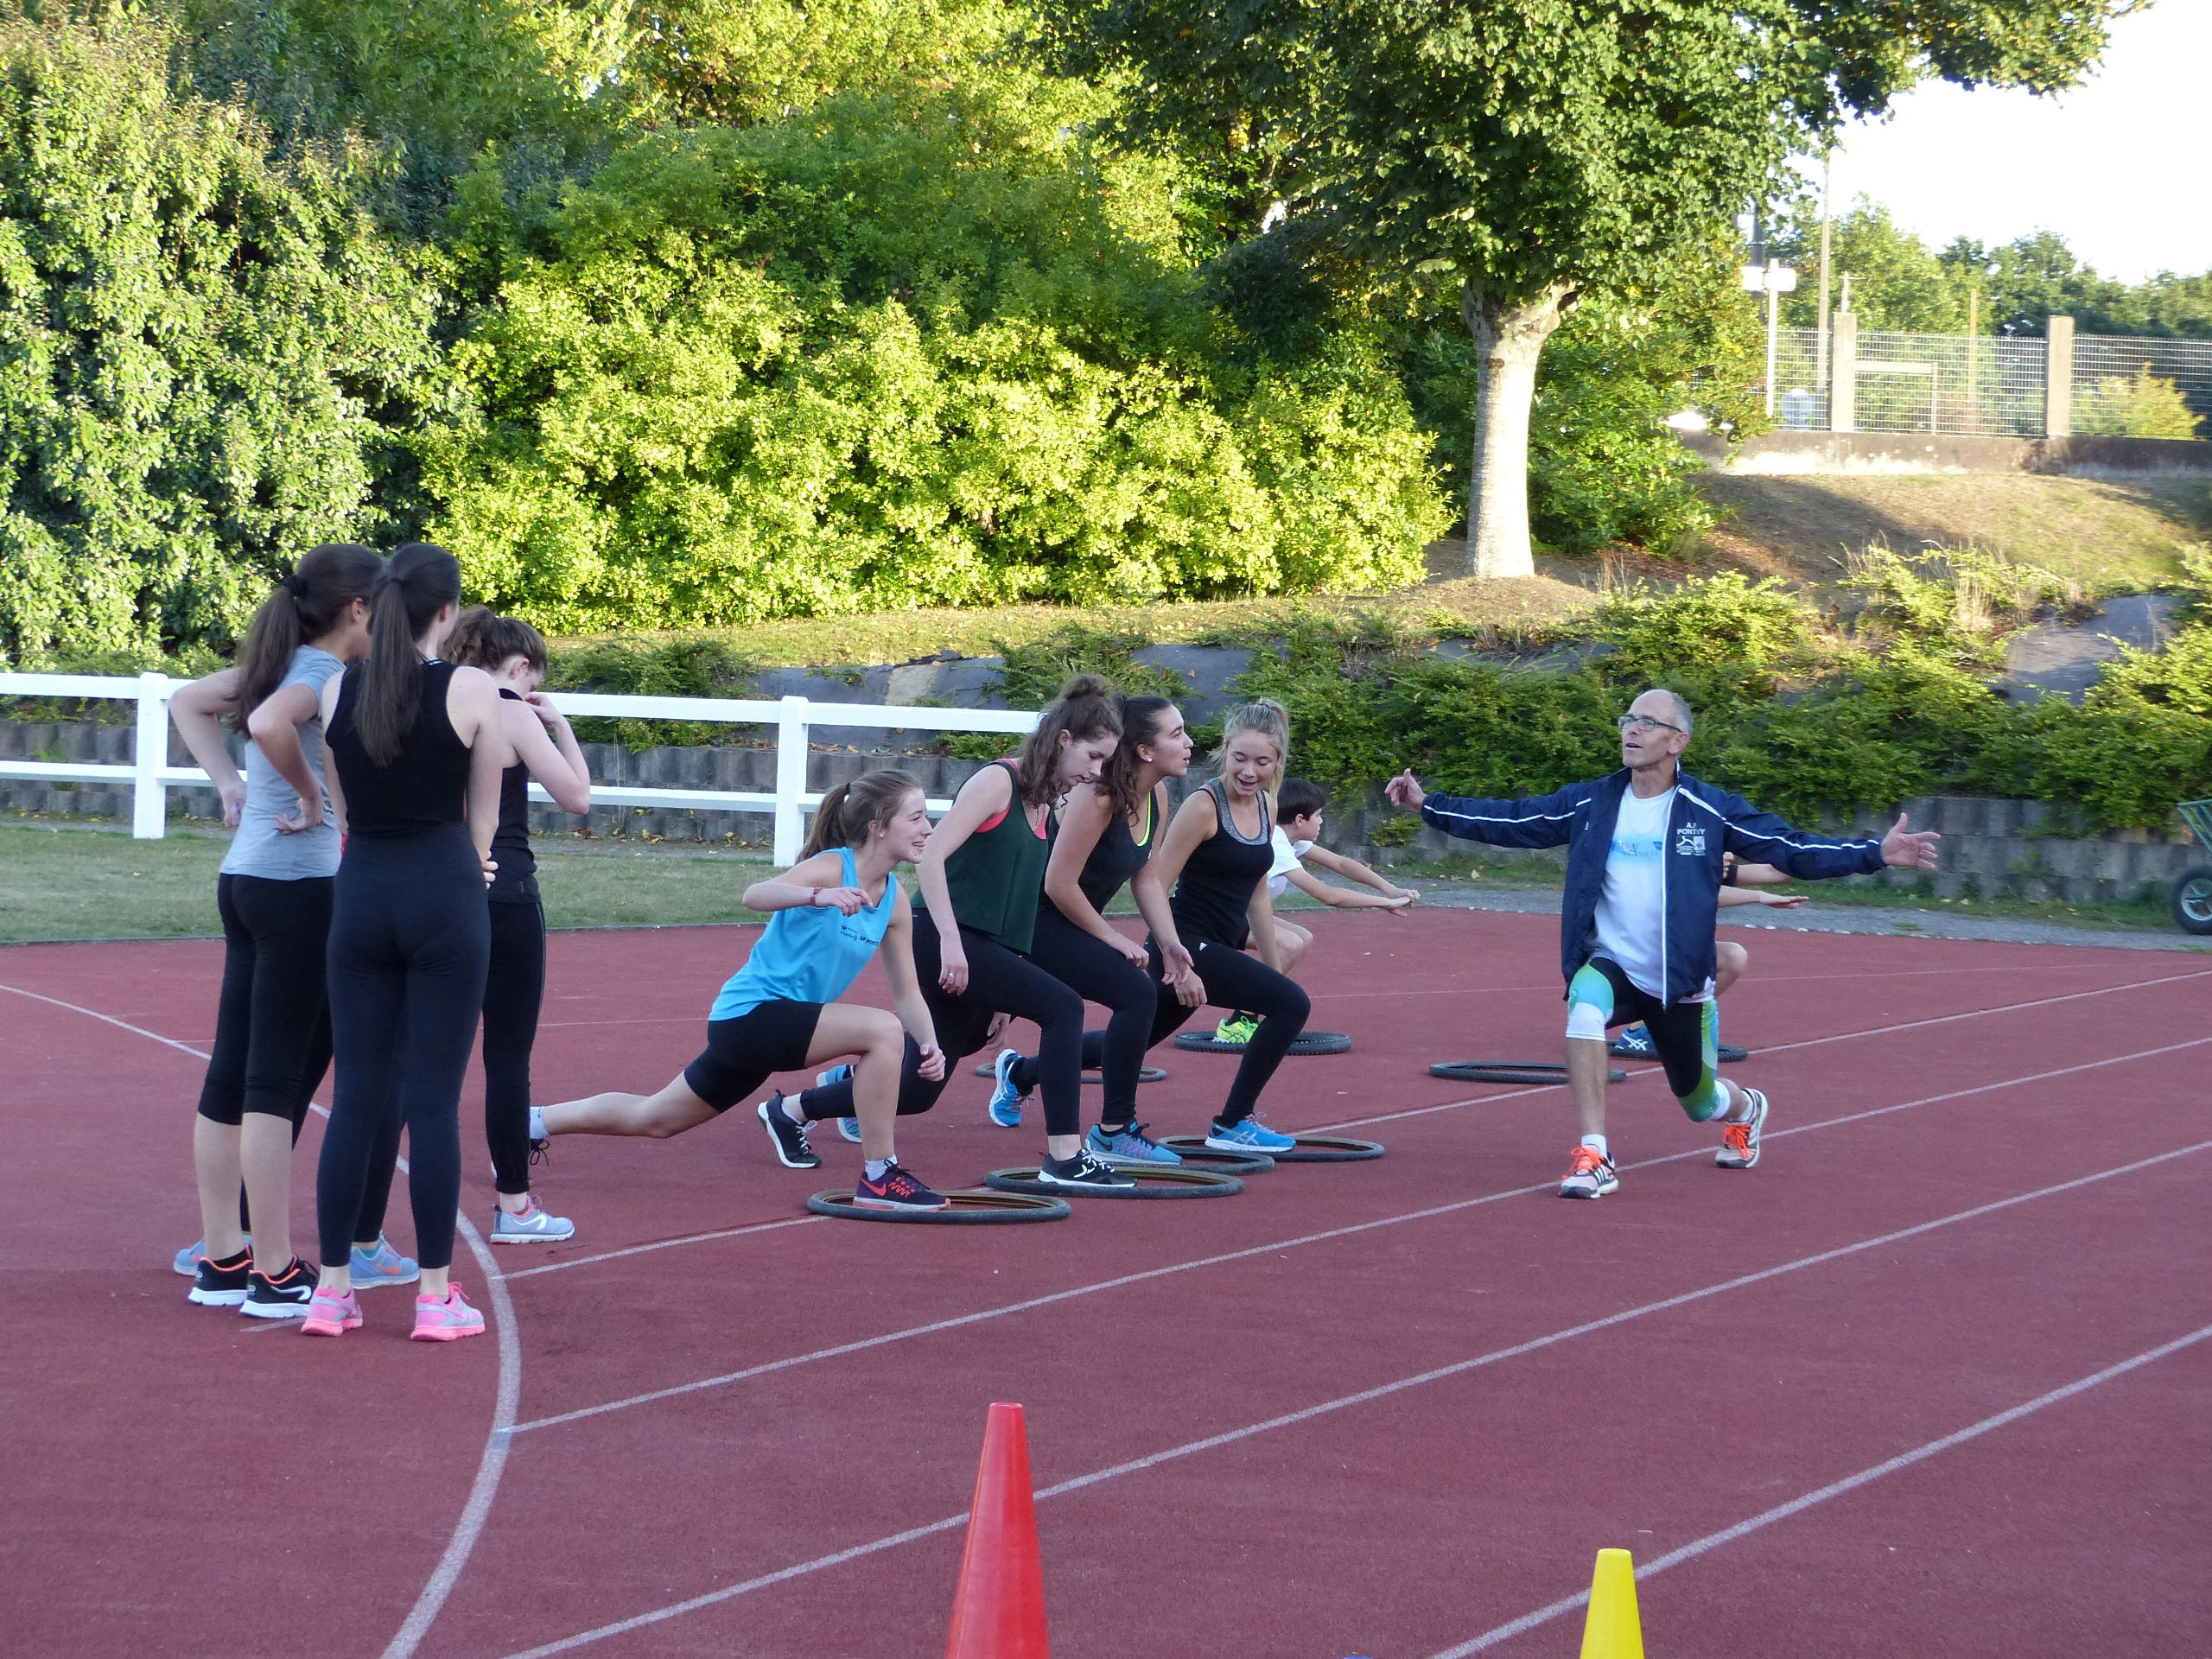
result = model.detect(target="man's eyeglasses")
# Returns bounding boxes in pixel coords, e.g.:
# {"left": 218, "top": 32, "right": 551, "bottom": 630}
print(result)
{"left": 1617, "top": 714, "right": 1685, "bottom": 736}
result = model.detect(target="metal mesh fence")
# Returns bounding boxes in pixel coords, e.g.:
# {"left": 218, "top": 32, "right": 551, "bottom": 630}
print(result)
{"left": 1749, "top": 325, "right": 2212, "bottom": 439}
{"left": 2071, "top": 334, "right": 2212, "bottom": 436}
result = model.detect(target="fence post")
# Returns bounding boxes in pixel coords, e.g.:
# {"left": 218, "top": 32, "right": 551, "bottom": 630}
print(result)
{"left": 773, "top": 696, "right": 808, "bottom": 866}
{"left": 2044, "top": 314, "right": 2074, "bottom": 437}
{"left": 132, "top": 672, "right": 169, "bottom": 840}
{"left": 1829, "top": 311, "right": 1857, "bottom": 432}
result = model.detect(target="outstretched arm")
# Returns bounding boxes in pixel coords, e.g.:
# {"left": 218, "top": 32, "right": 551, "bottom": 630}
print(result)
{"left": 1285, "top": 866, "right": 1414, "bottom": 912}
{"left": 1387, "top": 771, "right": 1585, "bottom": 850}
{"left": 1715, "top": 793, "right": 1937, "bottom": 880}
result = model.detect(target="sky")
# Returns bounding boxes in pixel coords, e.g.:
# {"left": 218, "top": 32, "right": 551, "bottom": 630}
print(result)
{"left": 1819, "top": 1, "right": 2211, "bottom": 283}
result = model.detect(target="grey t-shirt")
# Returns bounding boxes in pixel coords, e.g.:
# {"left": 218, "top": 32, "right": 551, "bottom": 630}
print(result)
{"left": 219, "top": 645, "right": 346, "bottom": 880}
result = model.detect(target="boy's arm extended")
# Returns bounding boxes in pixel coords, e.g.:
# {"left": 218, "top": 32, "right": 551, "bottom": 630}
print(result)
{"left": 1300, "top": 843, "right": 1416, "bottom": 903}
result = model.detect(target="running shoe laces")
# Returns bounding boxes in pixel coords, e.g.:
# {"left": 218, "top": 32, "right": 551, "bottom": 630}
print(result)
{"left": 1720, "top": 1120, "right": 1753, "bottom": 1157}
{"left": 1567, "top": 1146, "right": 1607, "bottom": 1177}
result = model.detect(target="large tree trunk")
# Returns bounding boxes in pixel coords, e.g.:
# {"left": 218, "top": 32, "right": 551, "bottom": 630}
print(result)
{"left": 1462, "top": 282, "right": 1575, "bottom": 579}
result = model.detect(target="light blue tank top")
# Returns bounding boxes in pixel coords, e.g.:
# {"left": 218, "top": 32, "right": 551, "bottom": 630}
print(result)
{"left": 710, "top": 847, "right": 899, "bottom": 1020}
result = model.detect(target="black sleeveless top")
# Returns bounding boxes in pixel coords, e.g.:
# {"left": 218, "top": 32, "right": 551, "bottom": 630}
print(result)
{"left": 1169, "top": 779, "right": 1273, "bottom": 950}
{"left": 327, "top": 660, "right": 471, "bottom": 839}
{"left": 488, "top": 688, "right": 537, "bottom": 904}
{"left": 940, "top": 760, "right": 1052, "bottom": 954}
{"left": 1049, "top": 784, "right": 1165, "bottom": 917}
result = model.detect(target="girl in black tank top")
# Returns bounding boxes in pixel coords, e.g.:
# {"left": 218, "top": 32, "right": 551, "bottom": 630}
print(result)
{"left": 1115, "top": 701, "right": 1310, "bottom": 1153}
{"left": 310, "top": 544, "right": 512, "bottom": 1343}
{"left": 447, "top": 610, "right": 594, "bottom": 1244}
{"left": 1001, "top": 696, "right": 1198, "bottom": 1158}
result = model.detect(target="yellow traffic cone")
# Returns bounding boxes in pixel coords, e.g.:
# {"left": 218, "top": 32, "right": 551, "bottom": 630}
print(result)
{"left": 1579, "top": 1548, "right": 1645, "bottom": 1659}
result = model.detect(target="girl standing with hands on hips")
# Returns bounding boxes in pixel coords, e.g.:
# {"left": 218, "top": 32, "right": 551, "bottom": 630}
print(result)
{"left": 444, "top": 610, "right": 592, "bottom": 1243}
{"left": 303, "top": 543, "right": 510, "bottom": 1342}
{"left": 538, "top": 771, "right": 952, "bottom": 1211}
{"left": 169, "top": 544, "right": 394, "bottom": 1317}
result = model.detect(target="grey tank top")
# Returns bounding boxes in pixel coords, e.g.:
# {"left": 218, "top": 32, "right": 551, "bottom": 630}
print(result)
{"left": 220, "top": 645, "right": 346, "bottom": 880}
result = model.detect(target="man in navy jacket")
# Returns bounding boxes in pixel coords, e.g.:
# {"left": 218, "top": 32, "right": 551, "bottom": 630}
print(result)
{"left": 1385, "top": 688, "right": 1941, "bottom": 1199}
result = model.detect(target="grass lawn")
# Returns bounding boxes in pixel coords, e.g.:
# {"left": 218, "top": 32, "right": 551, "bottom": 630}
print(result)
{"left": 2, "top": 817, "right": 2183, "bottom": 944}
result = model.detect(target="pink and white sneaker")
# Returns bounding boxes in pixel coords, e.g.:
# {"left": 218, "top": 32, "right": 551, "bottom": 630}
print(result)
{"left": 301, "top": 1284, "right": 363, "bottom": 1337}
{"left": 410, "top": 1281, "right": 486, "bottom": 1343}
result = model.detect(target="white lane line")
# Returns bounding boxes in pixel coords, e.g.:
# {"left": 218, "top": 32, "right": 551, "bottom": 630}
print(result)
{"left": 3, "top": 977, "right": 522, "bottom": 1659}
{"left": 508, "top": 1037, "right": 2211, "bottom": 1435}
{"left": 1427, "top": 1321, "right": 2212, "bottom": 1657}
{"left": 502, "top": 1215, "right": 823, "bottom": 1281}
{"left": 381, "top": 1210, "right": 524, "bottom": 1659}
{"left": 1314, "top": 965, "right": 2212, "bottom": 1133}
{"left": 493, "top": 1140, "right": 2212, "bottom": 1659}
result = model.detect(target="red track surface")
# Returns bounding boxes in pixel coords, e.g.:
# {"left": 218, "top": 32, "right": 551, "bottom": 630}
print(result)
{"left": 4, "top": 910, "right": 2209, "bottom": 1658}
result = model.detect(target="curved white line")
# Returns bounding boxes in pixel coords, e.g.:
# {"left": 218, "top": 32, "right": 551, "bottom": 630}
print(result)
{"left": 0, "top": 976, "right": 521, "bottom": 1659}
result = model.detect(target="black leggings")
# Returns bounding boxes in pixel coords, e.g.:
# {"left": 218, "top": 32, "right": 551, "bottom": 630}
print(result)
{"left": 483, "top": 898, "right": 547, "bottom": 1195}
{"left": 317, "top": 827, "right": 491, "bottom": 1272}
{"left": 1101, "top": 937, "right": 1308, "bottom": 1126}
{"left": 198, "top": 874, "right": 334, "bottom": 1128}
{"left": 798, "top": 913, "right": 1085, "bottom": 1137}
{"left": 1008, "top": 904, "right": 1157, "bottom": 1128}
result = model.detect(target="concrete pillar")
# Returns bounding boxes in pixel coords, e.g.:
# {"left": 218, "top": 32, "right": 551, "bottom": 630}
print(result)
{"left": 1829, "top": 312, "right": 1857, "bottom": 433}
{"left": 2044, "top": 314, "right": 2074, "bottom": 437}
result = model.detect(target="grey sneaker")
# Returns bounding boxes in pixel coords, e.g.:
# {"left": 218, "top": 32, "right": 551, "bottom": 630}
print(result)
{"left": 1716, "top": 1088, "right": 1770, "bottom": 1170}
{"left": 491, "top": 1195, "right": 575, "bottom": 1243}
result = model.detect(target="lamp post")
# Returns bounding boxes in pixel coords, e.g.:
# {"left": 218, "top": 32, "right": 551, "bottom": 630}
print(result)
{"left": 1741, "top": 261, "right": 1800, "bottom": 417}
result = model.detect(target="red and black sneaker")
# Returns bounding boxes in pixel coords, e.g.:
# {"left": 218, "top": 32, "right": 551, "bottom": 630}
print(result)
{"left": 188, "top": 1246, "right": 253, "bottom": 1307}
{"left": 242, "top": 1255, "right": 319, "bottom": 1319}
{"left": 853, "top": 1160, "right": 949, "bottom": 1211}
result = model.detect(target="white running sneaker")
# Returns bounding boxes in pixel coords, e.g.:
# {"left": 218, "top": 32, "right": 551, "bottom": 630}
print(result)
{"left": 1716, "top": 1088, "right": 1770, "bottom": 1170}
{"left": 1558, "top": 1145, "right": 1619, "bottom": 1199}
{"left": 491, "top": 1195, "right": 576, "bottom": 1243}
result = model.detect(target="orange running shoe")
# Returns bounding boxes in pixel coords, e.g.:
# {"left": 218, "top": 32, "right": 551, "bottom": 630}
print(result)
{"left": 1559, "top": 1144, "right": 1618, "bottom": 1199}
{"left": 1717, "top": 1088, "right": 1770, "bottom": 1169}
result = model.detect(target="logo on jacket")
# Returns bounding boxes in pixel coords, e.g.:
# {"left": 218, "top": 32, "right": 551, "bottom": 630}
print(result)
{"left": 1674, "top": 823, "right": 1707, "bottom": 857}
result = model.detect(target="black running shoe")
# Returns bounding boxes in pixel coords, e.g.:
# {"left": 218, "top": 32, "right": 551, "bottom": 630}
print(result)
{"left": 854, "top": 1161, "right": 949, "bottom": 1210}
{"left": 1037, "top": 1149, "right": 1137, "bottom": 1190}
{"left": 241, "top": 1255, "right": 318, "bottom": 1319}
{"left": 757, "top": 1094, "right": 821, "bottom": 1169}
{"left": 188, "top": 1249, "right": 252, "bottom": 1307}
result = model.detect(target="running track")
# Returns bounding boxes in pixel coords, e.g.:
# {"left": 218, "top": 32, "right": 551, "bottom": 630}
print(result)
{"left": 3, "top": 910, "right": 2207, "bottom": 1657}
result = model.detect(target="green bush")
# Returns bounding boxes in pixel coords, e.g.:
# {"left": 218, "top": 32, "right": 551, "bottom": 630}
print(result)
{"left": 544, "top": 634, "right": 763, "bottom": 748}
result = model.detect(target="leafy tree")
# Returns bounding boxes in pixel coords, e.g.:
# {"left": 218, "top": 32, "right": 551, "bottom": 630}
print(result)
{"left": 0, "top": 15, "right": 438, "bottom": 662}
{"left": 1777, "top": 202, "right": 1967, "bottom": 333}
{"left": 1040, "top": 0, "right": 2129, "bottom": 579}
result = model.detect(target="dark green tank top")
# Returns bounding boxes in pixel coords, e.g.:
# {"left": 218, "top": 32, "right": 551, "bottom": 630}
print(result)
{"left": 942, "top": 760, "right": 1052, "bottom": 953}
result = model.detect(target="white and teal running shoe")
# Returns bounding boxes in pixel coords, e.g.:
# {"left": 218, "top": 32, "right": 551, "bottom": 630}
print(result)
{"left": 1085, "top": 1122, "right": 1183, "bottom": 1166}
{"left": 987, "top": 1048, "right": 1029, "bottom": 1128}
{"left": 816, "top": 1065, "right": 864, "bottom": 1143}
{"left": 1204, "top": 1116, "right": 1296, "bottom": 1154}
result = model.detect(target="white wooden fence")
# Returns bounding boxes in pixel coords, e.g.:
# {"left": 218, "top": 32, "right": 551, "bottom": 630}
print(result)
{"left": 0, "top": 672, "right": 1040, "bottom": 865}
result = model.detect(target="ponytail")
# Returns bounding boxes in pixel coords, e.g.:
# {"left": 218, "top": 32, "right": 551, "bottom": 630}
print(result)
{"left": 1013, "top": 673, "right": 1122, "bottom": 810}
{"left": 801, "top": 770, "right": 925, "bottom": 859}
{"left": 353, "top": 542, "right": 462, "bottom": 767}
{"left": 1101, "top": 694, "right": 1176, "bottom": 821}
{"left": 447, "top": 607, "right": 548, "bottom": 676}
{"left": 233, "top": 544, "right": 383, "bottom": 722}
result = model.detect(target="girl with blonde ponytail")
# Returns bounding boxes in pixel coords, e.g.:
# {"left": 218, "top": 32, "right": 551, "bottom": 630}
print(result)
{"left": 535, "top": 772, "right": 953, "bottom": 1211}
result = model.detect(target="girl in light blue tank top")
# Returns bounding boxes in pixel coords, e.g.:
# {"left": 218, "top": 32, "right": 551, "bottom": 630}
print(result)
{"left": 534, "top": 772, "right": 961, "bottom": 1211}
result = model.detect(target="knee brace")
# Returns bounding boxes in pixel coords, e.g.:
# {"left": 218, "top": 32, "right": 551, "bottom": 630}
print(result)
{"left": 1565, "top": 963, "right": 1613, "bottom": 1043}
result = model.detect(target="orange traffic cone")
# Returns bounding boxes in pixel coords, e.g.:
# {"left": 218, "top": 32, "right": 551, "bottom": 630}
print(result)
{"left": 944, "top": 1402, "right": 1050, "bottom": 1659}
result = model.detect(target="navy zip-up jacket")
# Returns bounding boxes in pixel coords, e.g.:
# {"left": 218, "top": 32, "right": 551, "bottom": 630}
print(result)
{"left": 1420, "top": 770, "right": 1885, "bottom": 1004}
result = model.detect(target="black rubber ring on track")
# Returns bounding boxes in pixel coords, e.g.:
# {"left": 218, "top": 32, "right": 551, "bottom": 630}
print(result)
{"left": 1172, "top": 1031, "right": 1351, "bottom": 1057}
{"left": 805, "top": 1188, "right": 1071, "bottom": 1224}
{"left": 970, "top": 1064, "right": 1168, "bottom": 1083}
{"left": 1158, "top": 1134, "right": 1384, "bottom": 1164}
{"left": 1428, "top": 1062, "right": 1627, "bottom": 1085}
{"left": 984, "top": 1166, "right": 1243, "bottom": 1198}
{"left": 1163, "top": 1144, "right": 1274, "bottom": 1173}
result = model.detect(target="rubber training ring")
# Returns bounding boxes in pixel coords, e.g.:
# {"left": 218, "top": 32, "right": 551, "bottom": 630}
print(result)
{"left": 806, "top": 1187, "right": 1071, "bottom": 1223}
{"left": 969, "top": 1064, "right": 1167, "bottom": 1083}
{"left": 983, "top": 1165, "right": 1243, "bottom": 1198}
{"left": 1427, "top": 1062, "right": 1629, "bottom": 1085}
{"left": 1161, "top": 1143, "right": 1274, "bottom": 1173}
{"left": 1717, "top": 1044, "right": 1751, "bottom": 1065}
{"left": 1158, "top": 1134, "right": 1384, "bottom": 1164}
{"left": 1171, "top": 1031, "right": 1352, "bottom": 1057}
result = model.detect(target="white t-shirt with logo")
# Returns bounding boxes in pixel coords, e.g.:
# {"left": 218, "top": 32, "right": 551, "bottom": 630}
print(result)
{"left": 1265, "top": 827, "right": 1315, "bottom": 899}
{"left": 1593, "top": 786, "right": 1675, "bottom": 997}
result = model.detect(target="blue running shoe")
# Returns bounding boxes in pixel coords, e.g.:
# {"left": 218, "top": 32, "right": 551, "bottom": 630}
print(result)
{"left": 1609, "top": 1024, "right": 1657, "bottom": 1060}
{"left": 1086, "top": 1122, "right": 1183, "bottom": 1166}
{"left": 1205, "top": 1116, "right": 1296, "bottom": 1154}
{"left": 174, "top": 1238, "right": 219, "bottom": 1277}
{"left": 987, "top": 1048, "right": 1028, "bottom": 1128}
{"left": 350, "top": 1234, "right": 421, "bottom": 1288}
{"left": 815, "top": 1065, "right": 863, "bottom": 1143}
